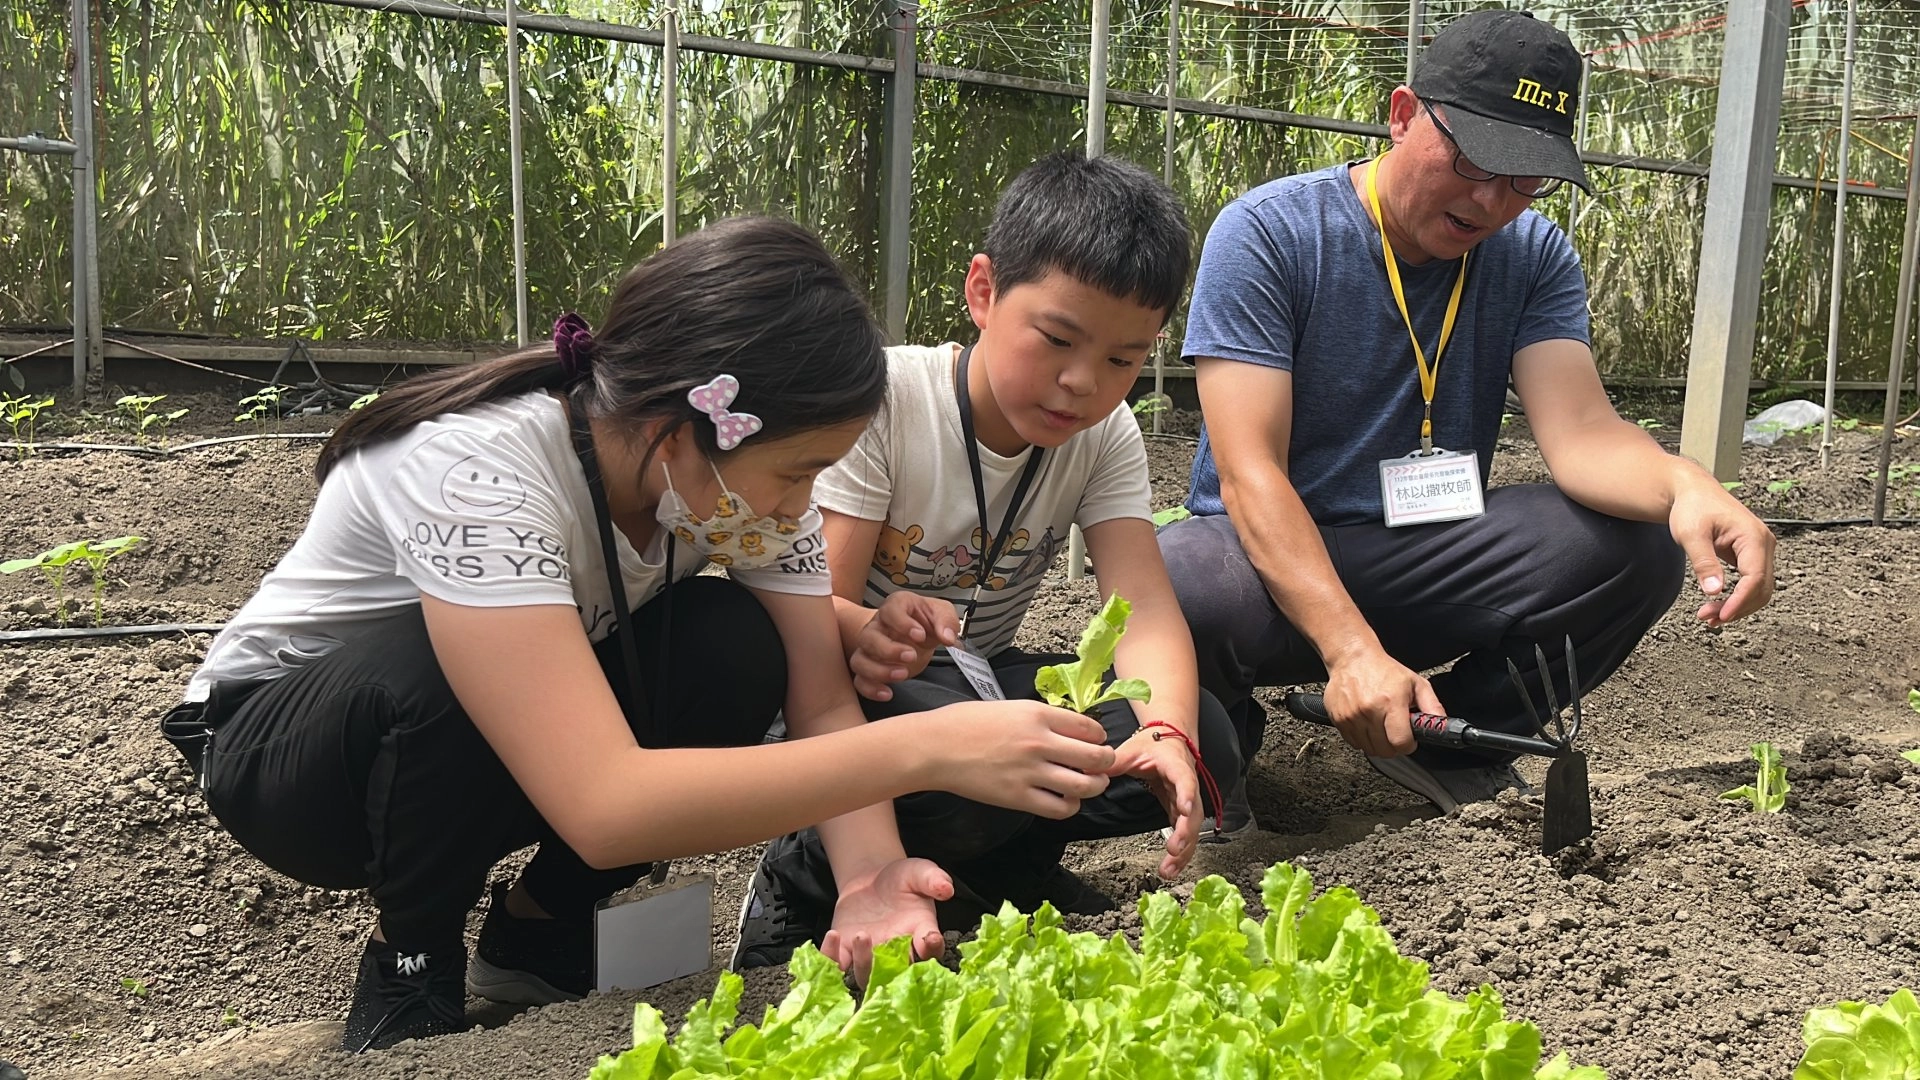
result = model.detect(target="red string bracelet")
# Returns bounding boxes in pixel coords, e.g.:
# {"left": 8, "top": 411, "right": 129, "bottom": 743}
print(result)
{"left": 1140, "top": 720, "right": 1226, "bottom": 840}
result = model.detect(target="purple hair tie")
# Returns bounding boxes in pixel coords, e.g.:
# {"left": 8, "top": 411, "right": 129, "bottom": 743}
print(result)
{"left": 553, "top": 313, "right": 596, "bottom": 380}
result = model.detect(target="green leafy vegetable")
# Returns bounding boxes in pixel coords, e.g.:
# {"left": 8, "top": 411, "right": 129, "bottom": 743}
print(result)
{"left": 589, "top": 862, "right": 1604, "bottom": 1079}
{"left": 1794, "top": 988, "right": 1920, "bottom": 1079}
{"left": 1908, "top": 688, "right": 1919, "bottom": 714}
{"left": 1034, "top": 593, "right": 1150, "bottom": 714}
{"left": 1903, "top": 749, "right": 1920, "bottom": 766}
{"left": 1150, "top": 505, "right": 1191, "bottom": 527}
{"left": 0, "top": 536, "right": 144, "bottom": 626}
{"left": 1720, "top": 741, "right": 1790, "bottom": 813}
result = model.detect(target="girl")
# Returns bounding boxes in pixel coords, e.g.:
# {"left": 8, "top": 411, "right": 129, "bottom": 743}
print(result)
{"left": 161, "top": 218, "right": 1117, "bottom": 1053}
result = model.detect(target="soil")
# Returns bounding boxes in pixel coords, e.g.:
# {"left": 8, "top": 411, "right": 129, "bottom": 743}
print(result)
{"left": 2, "top": 404, "right": 1917, "bottom": 1079}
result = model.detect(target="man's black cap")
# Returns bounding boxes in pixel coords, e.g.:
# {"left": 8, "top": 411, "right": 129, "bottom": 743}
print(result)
{"left": 1410, "top": 9, "right": 1590, "bottom": 193}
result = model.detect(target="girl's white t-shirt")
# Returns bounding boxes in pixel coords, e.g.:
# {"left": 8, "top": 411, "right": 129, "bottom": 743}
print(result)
{"left": 183, "top": 392, "right": 830, "bottom": 702}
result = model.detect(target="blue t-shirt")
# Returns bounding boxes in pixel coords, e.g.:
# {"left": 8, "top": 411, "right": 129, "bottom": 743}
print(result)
{"left": 1183, "top": 162, "right": 1591, "bottom": 526}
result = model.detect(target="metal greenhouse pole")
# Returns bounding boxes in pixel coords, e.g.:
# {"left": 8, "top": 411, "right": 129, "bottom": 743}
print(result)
{"left": 1680, "top": 0, "right": 1789, "bottom": 481}
{"left": 506, "top": 0, "right": 530, "bottom": 346}
{"left": 1818, "top": 0, "right": 1857, "bottom": 469}
{"left": 1070, "top": 0, "right": 1113, "bottom": 580}
{"left": 663, "top": 0, "right": 680, "bottom": 245}
{"left": 1405, "top": 0, "right": 1422, "bottom": 82}
{"left": 1871, "top": 112, "right": 1920, "bottom": 526}
{"left": 1155, "top": 0, "right": 1177, "bottom": 436}
{"left": 71, "top": 0, "right": 103, "bottom": 395}
{"left": 881, "top": 0, "right": 915, "bottom": 342}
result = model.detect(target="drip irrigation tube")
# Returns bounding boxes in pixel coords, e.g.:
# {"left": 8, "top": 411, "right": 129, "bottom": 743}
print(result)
{"left": 0, "top": 432, "right": 333, "bottom": 456}
{"left": 0, "top": 623, "right": 224, "bottom": 642}
{"left": 3, "top": 517, "right": 1910, "bottom": 646}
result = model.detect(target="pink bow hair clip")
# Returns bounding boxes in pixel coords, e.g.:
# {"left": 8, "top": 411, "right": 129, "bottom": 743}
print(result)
{"left": 687, "top": 374, "right": 764, "bottom": 451}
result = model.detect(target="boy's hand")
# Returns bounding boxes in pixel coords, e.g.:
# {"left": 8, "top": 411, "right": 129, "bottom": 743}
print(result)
{"left": 851, "top": 592, "right": 960, "bottom": 701}
{"left": 1110, "top": 728, "right": 1201, "bottom": 880}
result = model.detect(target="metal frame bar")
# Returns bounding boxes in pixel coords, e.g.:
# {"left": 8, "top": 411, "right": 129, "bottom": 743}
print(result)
{"left": 505, "top": 0, "right": 530, "bottom": 346}
{"left": 1818, "top": 0, "right": 1858, "bottom": 468}
{"left": 663, "top": 1, "right": 680, "bottom": 245}
{"left": 1872, "top": 111, "right": 1920, "bottom": 525}
{"left": 881, "top": 0, "right": 915, "bottom": 342}
{"left": 71, "top": 0, "right": 102, "bottom": 396}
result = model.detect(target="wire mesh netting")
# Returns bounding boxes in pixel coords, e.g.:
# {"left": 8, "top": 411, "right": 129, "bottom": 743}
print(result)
{"left": 1, "top": 0, "right": 1915, "bottom": 381}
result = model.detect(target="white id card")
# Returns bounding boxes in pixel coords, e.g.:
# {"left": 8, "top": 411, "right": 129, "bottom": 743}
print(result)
{"left": 1378, "top": 449, "right": 1486, "bottom": 527}
{"left": 944, "top": 644, "right": 1006, "bottom": 700}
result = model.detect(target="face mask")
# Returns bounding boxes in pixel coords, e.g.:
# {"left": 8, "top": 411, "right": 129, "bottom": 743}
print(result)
{"left": 654, "top": 459, "right": 803, "bottom": 570}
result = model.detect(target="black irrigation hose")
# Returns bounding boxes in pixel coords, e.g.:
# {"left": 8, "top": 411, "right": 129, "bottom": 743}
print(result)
{"left": 0, "top": 623, "right": 224, "bottom": 643}
{"left": 1761, "top": 517, "right": 1920, "bottom": 529}
{"left": 0, "top": 432, "right": 333, "bottom": 456}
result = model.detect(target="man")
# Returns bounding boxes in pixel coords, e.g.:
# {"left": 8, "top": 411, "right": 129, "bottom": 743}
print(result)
{"left": 1159, "top": 9, "right": 1776, "bottom": 819}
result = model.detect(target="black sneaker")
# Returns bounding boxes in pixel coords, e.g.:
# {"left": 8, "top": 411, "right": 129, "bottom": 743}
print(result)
{"left": 341, "top": 936, "right": 467, "bottom": 1053}
{"left": 467, "top": 882, "right": 593, "bottom": 1005}
{"left": 1368, "top": 755, "right": 1532, "bottom": 814}
{"left": 728, "top": 833, "right": 835, "bottom": 972}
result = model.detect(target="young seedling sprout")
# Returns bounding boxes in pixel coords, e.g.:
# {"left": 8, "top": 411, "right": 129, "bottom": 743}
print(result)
{"left": 115, "top": 394, "right": 189, "bottom": 447}
{"left": 0, "top": 536, "right": 145, "bottom": 626}
{"left": 234, "top": 385, "right": 288, "bottom": 429}
{"left": 1034, "top": 594, "right": 1151, "bottom": 714}
{"left": 1720, "top": 741, "right": 1789, "bottom": 813}
{"left": 2, "top": 394, "right": 54, "bottom": 459}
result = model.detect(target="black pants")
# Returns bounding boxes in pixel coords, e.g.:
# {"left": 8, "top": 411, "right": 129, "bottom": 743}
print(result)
{"left": 1157, "top": 484, "right": 1685, "bottom": 769}
{"left": 759, "top": 647, "right": 1242, "bottom": 932}
{"left": 179, "top": 576, "right": 786, "bottom": 951}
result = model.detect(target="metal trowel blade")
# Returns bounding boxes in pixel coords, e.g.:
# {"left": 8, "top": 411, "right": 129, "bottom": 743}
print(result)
{"left": 1541, "top": 750, "right": 1594, "bottom": 855}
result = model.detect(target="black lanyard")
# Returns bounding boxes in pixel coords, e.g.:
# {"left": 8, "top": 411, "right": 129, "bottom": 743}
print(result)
{"left": 567, "top": 390, "right": 667, "bottom": 745}
{"left": 955, "top": 345, "right": 1044, "bottom": 636}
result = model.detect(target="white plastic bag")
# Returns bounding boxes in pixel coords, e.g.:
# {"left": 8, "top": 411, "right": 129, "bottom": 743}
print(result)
{"left": 1742, "top": 399, "right": 1827, "bottom": 447}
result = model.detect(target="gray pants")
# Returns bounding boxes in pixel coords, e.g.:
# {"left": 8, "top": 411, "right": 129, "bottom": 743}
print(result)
{"left": 1157, "top": 484, "right": 1685, "bottom": 769}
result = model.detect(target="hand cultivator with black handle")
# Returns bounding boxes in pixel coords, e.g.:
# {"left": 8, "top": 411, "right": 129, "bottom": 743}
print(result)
{"left": 1282, "top": 637, "right": 1594, "bottom": 855}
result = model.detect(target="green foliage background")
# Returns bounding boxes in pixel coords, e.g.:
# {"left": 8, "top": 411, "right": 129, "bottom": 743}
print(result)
{"left": 2, "top": 0, "right": 1916, "bottom": 381}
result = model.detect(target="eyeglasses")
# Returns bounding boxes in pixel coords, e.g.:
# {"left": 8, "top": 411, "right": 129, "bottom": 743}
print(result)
{"left": 1421, "top": 100, "right": 1565, "bottom": 199}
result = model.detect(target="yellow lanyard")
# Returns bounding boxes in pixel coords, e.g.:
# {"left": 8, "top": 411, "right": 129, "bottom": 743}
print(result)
{"left": 1366, "top": 151, "right": 1467, "bottom": 454}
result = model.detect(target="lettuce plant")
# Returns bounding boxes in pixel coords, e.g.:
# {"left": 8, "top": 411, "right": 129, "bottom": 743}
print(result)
{"left": 589, "top": 862, "right": 1604, "bottom": 1079}
{"left": 1034, "top": 594, "right": 1150, "bottom": 714}
{"left": 234, "top": 385, "right": 287, "bottom": 428}
{"left": 1794, "top": 988, "right": 1920, "bottom": 1079}
{"left": 1720, "top": 741, "right": 1790, "bottom": 813}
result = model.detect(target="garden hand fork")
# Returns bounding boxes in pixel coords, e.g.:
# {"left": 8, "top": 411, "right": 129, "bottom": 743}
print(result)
{"left": 1281, "top": 636, "right": 1593, "bottom": 854}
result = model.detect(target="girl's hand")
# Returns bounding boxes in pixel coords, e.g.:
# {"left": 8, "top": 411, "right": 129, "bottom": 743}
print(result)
{"left": 851, "top": 593, "right": 960, "bottom": 701}
{"left": 1109, "top": 728, "right": 1202, "bottom": 880}
{"left": 930, "top": 701, "right": 1116, "bottom": 818}
{"left": 820, "top": 858, "right": 951, "bottom": 986}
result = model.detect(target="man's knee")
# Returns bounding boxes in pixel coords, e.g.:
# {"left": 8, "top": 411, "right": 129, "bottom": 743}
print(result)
{"left": 1156, "top": 515, "right": 1271, "bottom": 691}
{"left": 1489, "top": 486, "right": 1683, "bottom": 604}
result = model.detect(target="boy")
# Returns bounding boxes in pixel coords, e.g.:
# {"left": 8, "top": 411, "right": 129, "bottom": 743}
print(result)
{"left": 731, "top": 151, "right": 1244, "bottom": 971}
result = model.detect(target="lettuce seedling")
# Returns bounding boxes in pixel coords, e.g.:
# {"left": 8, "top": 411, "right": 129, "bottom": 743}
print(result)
{"left": 116, "top": 394, "right": 188, "bottom": 447}
{"left": 1151, "top": 505, "right": 1191, "bottom": 527}
{"left": 349, "top": 391, "right": 380, "bottom": 410}
{"left": 1720, "top": 741, "right": 1789, "bottom": 813}
{"left": 1, "top": 536, "right": 144, "bottom": 626}
{"left": 234, "top": 385, "right": 287, "bottom": 428}
{"left": 2, "top": 394, "right": 54, "bottom": 458}
{"left": 1794, "top": 987, "right": 1920, "bottom": 1079}
{"left": 1034, "top": 593, "right": 1150, "bottom": 713}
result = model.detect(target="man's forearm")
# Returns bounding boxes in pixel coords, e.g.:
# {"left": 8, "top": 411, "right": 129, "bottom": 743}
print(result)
{"left": 1219, "top": 465, "right": 1380, "bottom": 666}
{"left": 1544, "top": 417, "right": 1714, "bottom": 523}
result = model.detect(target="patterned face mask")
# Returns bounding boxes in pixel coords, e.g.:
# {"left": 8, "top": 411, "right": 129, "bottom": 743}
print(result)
{"left": 653, "top": 459, "right": 803, "bottom": 569}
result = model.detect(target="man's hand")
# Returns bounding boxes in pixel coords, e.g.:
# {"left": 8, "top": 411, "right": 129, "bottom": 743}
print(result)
{"left": 1669, "top": 477, "right": 1777, "bottom": 627}
{"left": 1322, "top": 644, "right": 1443, "bottom": 758}
{"left": 849, "top": 592, "right": 959, "bottom": 701}
{"left": 819, "top": 857, "right": 951, "bottom": 987}
{"left": 1108, "top": 728, "right": 1201, "bottom": 880}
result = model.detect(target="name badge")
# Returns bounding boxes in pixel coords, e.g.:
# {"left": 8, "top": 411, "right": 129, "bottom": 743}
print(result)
{"left": 944, "top": 644, "right": 1006, "bottom": 701}
{"left": 1378, "top": 449, "right": 1486, "bottom": 527}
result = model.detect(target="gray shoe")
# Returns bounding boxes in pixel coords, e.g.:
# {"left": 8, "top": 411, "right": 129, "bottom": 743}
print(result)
{"left": 1159, "top": 782, "right": 1256, "bottom": 844}
{"left": 1367, "top": 756, "right": 1530, "bottom": 814}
